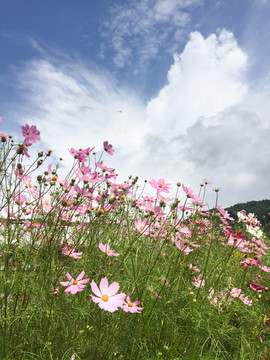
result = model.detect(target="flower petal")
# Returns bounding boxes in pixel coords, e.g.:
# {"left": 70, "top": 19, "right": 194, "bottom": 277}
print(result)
{"left": 76, "top": 270, "right": 85, "bottom": 281}
{"left": 91, "top": 280, "right": 102, "bottom": 297}
{"left": 99, "top": 277, "right": 109, "bottom": 294}
{"left": 98, "top": 300, "right": 119, "bottom": 313}
{"left": 107, "top": 281, "right": 120, "bottom": 296}
{"left": 66, "top": 272, "right": 73, "bottom": 281}
{"left": 79, "top": 278, "right": 90, "bottom": 285}
{"left": 91, "top": 295, "right": 102, "bottom": 303}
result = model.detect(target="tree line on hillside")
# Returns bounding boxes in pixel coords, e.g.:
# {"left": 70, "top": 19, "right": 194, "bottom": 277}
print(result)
{"left": 225, "top": 199, "right": 270, "bottom": 235}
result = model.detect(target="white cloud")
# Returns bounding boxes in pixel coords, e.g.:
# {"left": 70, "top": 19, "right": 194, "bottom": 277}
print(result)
{"left": 8, "top": 29, "right": 270, "bottom": 207}
{"left": 180, "top": 108, "right": 270, "bottom": 206}
{"left": 146, "top": 29, "right": 248, "bottom": 138}
{"left": 101, "top": 0, "right": 202, "bottom": 68}
{"left": 13, "top": 58, "right": 146, "bottom": 167}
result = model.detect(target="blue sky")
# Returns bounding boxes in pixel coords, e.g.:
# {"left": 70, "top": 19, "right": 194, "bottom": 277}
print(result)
{"left": 1, "top": 0, "right": 270, "bottom": 207}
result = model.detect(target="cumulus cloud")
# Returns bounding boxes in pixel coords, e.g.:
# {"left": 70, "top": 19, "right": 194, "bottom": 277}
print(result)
{"left": 8, "top": 28, "right": 270, "bottom": 207}
{"left": 101, "top": 0, "right": 202, "bottom": 68}
{"left": 146, "top": 29, "right": 248, "bottom": 138}
{"left": 180, "top": 108, "right": 270, "bottom": 206}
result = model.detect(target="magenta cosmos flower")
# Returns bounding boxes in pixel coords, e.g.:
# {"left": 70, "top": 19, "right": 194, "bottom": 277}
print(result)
{"left": 149, "top": 178, "right": 171, "bottom": 193}
{"left": 99, "top": 243, "right": 119, "bottom": 257}
{"left": 22, "top": 124, "right": 40, "bottom": 145}
{"left": 122, "top": 295, "right": 143, "bottom": 313}
{"left": 60, "top": 270, "right": 89, "bottom": 294}
{"left": 103, "top": 141, "right": 114, "bottom": 155}
{"left": 90, "top": 278, "right": 125, "bottom": 312}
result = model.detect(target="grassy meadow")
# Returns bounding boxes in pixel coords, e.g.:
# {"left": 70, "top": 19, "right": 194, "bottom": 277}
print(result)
{"left": 0, "top": 125, "right": 270, "bottom": 360}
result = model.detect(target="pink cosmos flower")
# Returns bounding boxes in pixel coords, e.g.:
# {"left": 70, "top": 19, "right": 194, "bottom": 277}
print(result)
{"left": 240, "top": 256, "right": 260, "bottom": 267}
{"left": 69, "top": 147, "right": 94, "bottom": 162}
{"left": 259, "top": 265, "right": 270, "bottom": 272}
{"left": 187, "top": 264, "right": 200, "bottom": 272}
{"left": 61, "top": 245, "right": 82, "bottom": 259}
{"left": 182, "top": 184, "right": 194, "bottom": 197}
{"left": 192, "top": 274, "right": 205, "bottom": 288}
{"left": 22, "top": 124, "right": 40, "bottom": 145}
{"left": 134, "top": 218, "right": 151, "bottom": 235}
{"left": 216, "top": 205, "right": 234, "bottom": 221}
{"left": 122, "top": 295, "right": 143, "bottom": 313}
{"left": 60, "top": 271, "right": 89, "bottom": 294}
{"left": 190, "top": 194, "right": 206, "bottom": 207}
{"left": 202, "top": 178, "right": 212, "bottom": 184}
{"left": 13, "top": 192, "right": 27, "bottom": 206}
{"left": 249, "top": 282, "right": 265, "bottom": 292}
{"left": 90, "top": 278, "right": 126, "bottom": 312}
{"left": 103, "top": 141, "right": 114, "bottom": 155}
{"left": 230, "top": 287, "right": 242, "bottom": 298}
{"left": 99, "top": 243, "right": 119, "bottom": 257}
{"left": 239, "top": 294, "right": 252, "bottom": 306}
{"left": 149, "top": 178, "right": 171, "bottom": 193}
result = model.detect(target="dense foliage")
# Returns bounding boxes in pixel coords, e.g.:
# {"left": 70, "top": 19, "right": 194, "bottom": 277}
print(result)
{"left": 0, "top": 125, "right": 270, "bottom": 360}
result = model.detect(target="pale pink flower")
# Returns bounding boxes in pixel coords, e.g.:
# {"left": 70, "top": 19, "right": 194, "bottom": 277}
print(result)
{"left": 69, "top": 147, "right": 94, "bottom": 162}
{"left": 149, "top": 178, "right": 171, "bottom": 193}
{"left": 122, "top": 295, "right": 143, "bottom": 313}
{"left": 216, "top": 205, "right": 234, "bottom": 221}
{"left": 190, "top": 194, "right": 206, "bottom": 207}
{"left": 173, "top": 235, "right": 193, "bottom": 255}
{"left": 103, "top": 141, "right": 114, "bottom": 155}
{"left": 90, "top": 278, "right": 126, "bottom": 312}
{"left": 22, "top": 124, "right": 40, "bottom": 145}
{"left": 96, "top": 161, "right": 115, "bottom": 172}
{"left": 61, "top": 245, "right": 82, "bottom": 259}
{"left": 99, "top": 243, "right": 119, "bottom": 257}
{"left": 259, "top": 265, "right": 270, "bottom": 272}
{"left": 230, "top": 287, "right": 241, "bottom": 298}
{"left": 13, "top": 192, "right": 27, "bottom": 206}
{"left": 239, "top": 294, "right": 252, "bottom": 306}
{"left": 182, "top": 184, "right": 194, "bottom": 197}
{"left": 26, "top": 183, "right": 39, "bottom": 198}
{"left": 134, "top": 218, "right": 150, "bottom": 235}
{"left": 60, "top": 271, "right": 89, "bottom": 294}
{"left": 187, "top": 264, "right": 200, "bottom": 272}
{"left": 192, "top": 274, "right": 205, "bottom": 288}
{"left": 202, "top": 178, "right": 212, "bottom": 184}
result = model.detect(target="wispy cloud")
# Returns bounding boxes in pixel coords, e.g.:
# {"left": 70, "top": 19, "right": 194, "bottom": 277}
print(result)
{"left": 7, "top": 29, "right": 270, "bottom": 207}
{"left": 101, "top": 0, "right": 202, "bottom": 69}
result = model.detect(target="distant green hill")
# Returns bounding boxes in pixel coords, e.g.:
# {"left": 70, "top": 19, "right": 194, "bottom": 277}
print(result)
{"left": 225, "top": 199, "right": 270, "bottom": 227}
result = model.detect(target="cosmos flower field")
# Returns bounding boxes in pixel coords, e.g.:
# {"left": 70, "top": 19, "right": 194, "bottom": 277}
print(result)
{"left": 0, "top": 124, "right": 270, "bottom": 359}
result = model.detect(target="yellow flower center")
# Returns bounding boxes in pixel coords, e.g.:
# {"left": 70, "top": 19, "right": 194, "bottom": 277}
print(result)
{"left": 128, "top": 302, "right": 133, "bottom": 307}
{"left": 106, "top": 250, "right": 110, "bottom": 254}
{"left": 140, "top": 226, "right": 144, "bottom": 230}
{"left": 158, "top": 184, "right": 163, "bottom": 188}
{"left": 101, "top": 294, "right": 109, "bottom": 302}
{"left": 73, "top": 280, "right": 78, "bottom": 285}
